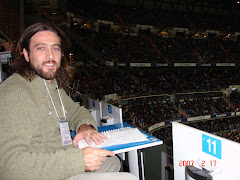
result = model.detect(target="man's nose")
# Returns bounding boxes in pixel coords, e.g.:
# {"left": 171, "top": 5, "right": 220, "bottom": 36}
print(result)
{"left": 46, "top": 48, "right": 54, "bottom": 60}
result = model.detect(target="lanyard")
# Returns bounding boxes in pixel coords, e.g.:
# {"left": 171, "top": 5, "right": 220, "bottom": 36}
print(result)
{"left": 43, "top": 79, "right": 72, "bottom": 146}
{"left": 44, "top": 79, "right": 66, "bottom": 121}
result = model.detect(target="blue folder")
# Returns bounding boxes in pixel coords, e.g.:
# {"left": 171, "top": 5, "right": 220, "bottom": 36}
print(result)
{"left": 97, "top": 122, "right": 163, "bottom": 154}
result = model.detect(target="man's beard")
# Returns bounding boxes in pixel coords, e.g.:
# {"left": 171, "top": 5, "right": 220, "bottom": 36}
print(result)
{"left": 30, "top": 61, "right": 59, "bottom": 80}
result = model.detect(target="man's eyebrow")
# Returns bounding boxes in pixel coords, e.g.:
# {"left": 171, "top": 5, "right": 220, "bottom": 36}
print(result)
{"left": 34, "top": 43, "right": 61, "bottom": 47}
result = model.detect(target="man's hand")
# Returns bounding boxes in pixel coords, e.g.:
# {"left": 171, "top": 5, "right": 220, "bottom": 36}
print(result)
{"left": 82, "top": 147, "right": 114, "bottom": 171}
{"left": 72, "top": 124, "right": 107, "bottom": 148}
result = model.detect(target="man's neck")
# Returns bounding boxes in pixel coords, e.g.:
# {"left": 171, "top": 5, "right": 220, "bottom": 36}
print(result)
{"left": 45, "top": 79, "right": 53, "bottom": 83}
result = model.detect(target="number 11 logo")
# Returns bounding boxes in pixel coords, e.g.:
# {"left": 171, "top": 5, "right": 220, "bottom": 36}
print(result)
{"left": 202, "top": 134, "right": 222, "bottom": 159}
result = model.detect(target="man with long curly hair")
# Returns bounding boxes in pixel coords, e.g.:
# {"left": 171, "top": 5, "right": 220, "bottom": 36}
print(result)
{"left": 0, "top": 22, "right": 137, "bottom": 180}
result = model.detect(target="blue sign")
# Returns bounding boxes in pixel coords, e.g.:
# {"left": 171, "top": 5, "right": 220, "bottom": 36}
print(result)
{"left": 108, "top": 105, "right": 112, "bottom": 114}
{"left": 202, "top": 134, "right": 222, "bottom": 159}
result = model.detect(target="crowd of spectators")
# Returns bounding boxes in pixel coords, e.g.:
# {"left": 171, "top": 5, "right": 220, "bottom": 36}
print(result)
{"left": 122, "top": 96, "right": 183, "bottom": 131}
{"left": 120, "top": 92, "right": 237, "bottom": 131}
{"left": 66, "top": 1, "right": 240, "bottom": 150}
{"left": 67, "top": 0, "right": 240, "bottom": 65}
{"left": 229, "top": 91, "right": 240, "bottom": 111}
{"left": 72, "top": 68, "right": 240, "bottom": 139}
{"left": 177, "top": 96, "right": 233, "bottom": 117}
{"left": 57, "top": 2, "right": 240, "bottom": 145}
{"left": 70, "top": 24, "right": 240, "bottom": 64}
{"left": 152, "top": 117, "right": 240, "bottom": 144}
{"left": 75, "top": 68, "right": 240, "bottom": 100}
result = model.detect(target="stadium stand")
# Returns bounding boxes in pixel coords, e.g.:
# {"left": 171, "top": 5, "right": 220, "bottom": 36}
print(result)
{"left": 1, "top": 0, "right": 240, "bottom": 179}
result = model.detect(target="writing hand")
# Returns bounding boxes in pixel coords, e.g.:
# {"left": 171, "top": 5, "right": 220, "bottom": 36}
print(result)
{"left": 82, "top": 147, "right": 114, "bottom": 171}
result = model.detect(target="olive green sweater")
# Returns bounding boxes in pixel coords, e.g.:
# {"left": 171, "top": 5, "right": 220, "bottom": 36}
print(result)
{"left": 0, "top": 74, "right": 97, "bottom": 180}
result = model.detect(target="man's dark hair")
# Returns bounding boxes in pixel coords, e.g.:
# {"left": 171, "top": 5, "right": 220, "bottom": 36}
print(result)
{"left": 11, "top": 22, "right": 75, "bottom": 88}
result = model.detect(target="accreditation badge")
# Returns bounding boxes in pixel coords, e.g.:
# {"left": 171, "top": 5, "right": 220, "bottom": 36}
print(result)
{"left": 59, "top": 118, "right": 73, "bottom": 146}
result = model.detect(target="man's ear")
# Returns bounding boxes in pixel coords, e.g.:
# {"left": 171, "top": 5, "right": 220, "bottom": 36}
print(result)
{"left": 23, "top": 48, "right": 30, "bottom": 62}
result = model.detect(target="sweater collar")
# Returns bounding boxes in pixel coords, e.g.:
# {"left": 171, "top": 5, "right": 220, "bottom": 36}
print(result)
{"left": 30, "top": 75, "right": 58, "bottom": 93}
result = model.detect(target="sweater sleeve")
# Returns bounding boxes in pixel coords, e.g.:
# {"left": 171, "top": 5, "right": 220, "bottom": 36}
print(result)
{"left": 0, "top": 84, "right": 86, "bottom": 180}
{"left": 61, "top": 89, "right": 97, "bottom": 131}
